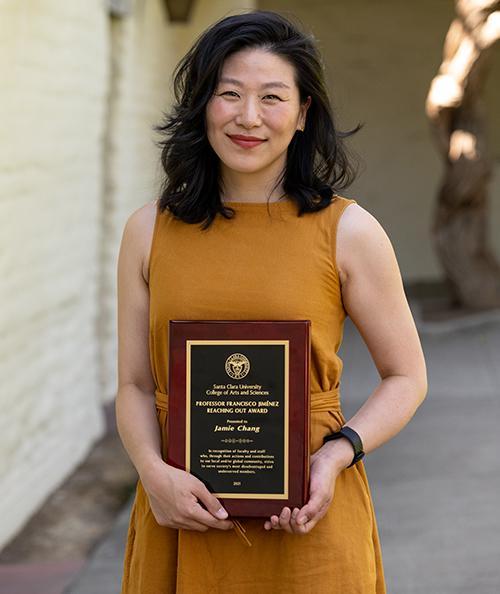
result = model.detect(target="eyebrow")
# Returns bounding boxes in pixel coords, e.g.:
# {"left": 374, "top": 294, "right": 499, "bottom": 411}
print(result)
{"left": 218, "top": 77, "right": 291, "bottom": 90}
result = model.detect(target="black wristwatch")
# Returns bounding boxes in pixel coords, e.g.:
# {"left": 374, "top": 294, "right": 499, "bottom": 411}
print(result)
{"left": 322, "top": 426, "right": 365, "bottom": 467}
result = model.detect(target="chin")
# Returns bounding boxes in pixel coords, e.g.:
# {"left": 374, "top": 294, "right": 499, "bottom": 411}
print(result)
{"left": 220, "top": 153, "right": 266, "bottom": 169}
{"left": 226, "top": 163, "right": 268, "bottom": 174}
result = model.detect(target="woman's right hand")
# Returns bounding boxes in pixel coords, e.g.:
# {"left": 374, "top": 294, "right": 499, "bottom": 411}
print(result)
{"left": 140, "top": 459, "right": 234, "bottom": 532}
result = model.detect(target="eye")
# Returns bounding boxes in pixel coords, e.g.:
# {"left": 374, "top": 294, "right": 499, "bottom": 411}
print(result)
{"left": 219, "top": 91, "right": 282, "bottom": 101}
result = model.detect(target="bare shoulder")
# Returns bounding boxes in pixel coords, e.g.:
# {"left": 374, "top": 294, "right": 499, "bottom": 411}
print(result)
{"left": 336, "top": 202, "right": 398, "bottom": 286}
{"left": 121, "top": 199, "right": 158, "bottom": 284}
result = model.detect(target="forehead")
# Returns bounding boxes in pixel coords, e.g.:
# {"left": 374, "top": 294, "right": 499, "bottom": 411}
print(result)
{"left": 218, "top": 48, "right": 297, "bottom": 88}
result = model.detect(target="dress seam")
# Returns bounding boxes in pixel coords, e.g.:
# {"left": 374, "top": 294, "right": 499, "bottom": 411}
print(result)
{"left": 147, "top": 198, "right": 162, "bottom": 290}
{"left": 329, "top": 196, "right": 358, "bottom": 311}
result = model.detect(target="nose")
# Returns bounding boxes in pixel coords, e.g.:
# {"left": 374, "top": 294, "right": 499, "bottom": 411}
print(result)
{"left": 235, "top": 96, "right": 262, "bottom": 128}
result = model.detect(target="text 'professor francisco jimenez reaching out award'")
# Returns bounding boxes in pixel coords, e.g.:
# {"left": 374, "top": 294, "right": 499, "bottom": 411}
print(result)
{"left": 167, "top": 320, "right": 311, "bottom": 517}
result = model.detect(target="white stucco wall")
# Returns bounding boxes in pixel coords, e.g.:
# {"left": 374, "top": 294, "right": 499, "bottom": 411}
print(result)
{"left": 0, "top": 0, "right": 109, "bottom": 549}
{"left": 259, "top": 0, "right": 500, "bottom": 281}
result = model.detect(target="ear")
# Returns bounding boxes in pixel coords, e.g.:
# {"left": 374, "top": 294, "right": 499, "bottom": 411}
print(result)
{"left": 299, "top": 96, "right": 312, "bottom": 129}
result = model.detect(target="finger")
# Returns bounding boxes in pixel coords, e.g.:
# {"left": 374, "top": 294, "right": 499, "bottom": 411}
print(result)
{"left": 290, "top": 507, "right": 307, "bottom": 535}
{"left": 300, "top": 512, "right": 324, "bottom": 534}
{"left": 299, "top": 504, "right": 329, "bottom": 534}
{"left": 264, "top": 520, "right": 272, "bottom": 530}
{"left": 296, "top": 492, "right": 325, "bottom": 526}
{"left": 293, "top": 514, "right": 310, "bottom": 534}
{"left": 192, "top": 483, "right": 229, "bottom": 520}
{"left": 191, "top": 507, "right": 234, "bottom": 530}
{"left": 270, "top": 514, "right": 281, "bottom": 530}
{"left": 175, "top": 516, "right": 211, "bottom": 532}
{"left": 278, "top": 507, "right": 294, "bottom": 534}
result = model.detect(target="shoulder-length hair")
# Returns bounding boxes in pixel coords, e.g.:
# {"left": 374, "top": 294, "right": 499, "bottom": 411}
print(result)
{"left": 154, "top": 9, "right": 363, "bottom": 230}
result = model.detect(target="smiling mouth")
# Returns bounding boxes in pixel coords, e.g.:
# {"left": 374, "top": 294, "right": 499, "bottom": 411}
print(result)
{"left": 227, "top": 135, "right": 267, "bottom": 148}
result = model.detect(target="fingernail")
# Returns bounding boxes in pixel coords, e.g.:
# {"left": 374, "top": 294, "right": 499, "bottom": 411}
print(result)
{"left": 297, "top": 516, "right": 306, "bottom": 525}
{"left": 216, "top": 507, "right": 228, "bottom": 519}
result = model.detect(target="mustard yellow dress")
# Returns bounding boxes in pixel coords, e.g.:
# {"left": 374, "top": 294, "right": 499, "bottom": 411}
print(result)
{"left": 121, "top": 195, "right": 386, "bottom": 593}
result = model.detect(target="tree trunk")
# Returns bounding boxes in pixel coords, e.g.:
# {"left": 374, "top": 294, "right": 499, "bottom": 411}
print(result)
{"left": 425, "top": 0, "right": 500, "bottom": 309}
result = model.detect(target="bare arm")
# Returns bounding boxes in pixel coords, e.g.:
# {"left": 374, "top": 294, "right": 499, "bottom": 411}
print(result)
{"left": 115, "top": 202, "right": 162, "bottom": 482}
{"left": 115, "top": 202, "right": 233, "bottom": 532}
{"left": 267, "top": 202, "right": 427, "bottom": 533}
{"left": 332, "top": 203, "right": 428, "bottom": 457}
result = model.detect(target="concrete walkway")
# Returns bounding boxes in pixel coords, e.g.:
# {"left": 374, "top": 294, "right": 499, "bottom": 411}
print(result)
{"left": 65, "top": 505, "right": 130, "bottom": 594}
{"left": 65, "top": 311, "right": 500, "bottom": 594}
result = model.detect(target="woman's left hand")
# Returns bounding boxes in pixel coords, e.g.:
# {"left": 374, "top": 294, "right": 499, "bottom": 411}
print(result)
{"left": 264, "top": 439, "right": 353, "bottom": 534}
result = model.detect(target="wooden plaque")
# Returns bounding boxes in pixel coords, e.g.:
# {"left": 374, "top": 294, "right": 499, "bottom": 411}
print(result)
{"left": 167, "top": 320, "right": 311, "bottom": 517}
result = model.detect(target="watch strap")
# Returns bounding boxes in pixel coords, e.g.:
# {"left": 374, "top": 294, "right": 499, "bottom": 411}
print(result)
{"left": 322, "top": 426, "right": 365, "bottom": 467}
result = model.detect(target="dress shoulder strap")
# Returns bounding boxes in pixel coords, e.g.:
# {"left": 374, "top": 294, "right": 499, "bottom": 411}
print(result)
{"left": 147, "top": 198, "right": 162, "bottom": 285}
{"left": 329, "top": 195, "right": 357, "bottom": 275}
{"left": 330, "top": 194, "right": 357, "bottom": 220}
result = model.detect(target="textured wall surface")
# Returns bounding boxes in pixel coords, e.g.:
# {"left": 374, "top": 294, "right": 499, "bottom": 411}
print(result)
{"left": 259, "top": 0, "right": 500, "bottom": 281}
{"left": 0, "top": 0, "right": 256, "bottom": 550}
{"left": 0, "top": 0, "right": 109, "bottom": 549}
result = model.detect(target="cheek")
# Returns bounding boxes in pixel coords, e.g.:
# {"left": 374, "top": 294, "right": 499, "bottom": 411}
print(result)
{"left": 265, "top": 107, "right": 298, "bottom": 133}
{"left": 207, "top": 99, "right": 233, "bottom": 129}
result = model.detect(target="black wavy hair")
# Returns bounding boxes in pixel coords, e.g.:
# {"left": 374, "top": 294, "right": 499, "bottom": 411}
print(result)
{"left": 154, "top": 9, "right": 363, "bottom": 230}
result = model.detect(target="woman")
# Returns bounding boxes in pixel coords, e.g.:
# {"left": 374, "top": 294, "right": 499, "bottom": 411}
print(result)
{"left": 116, "top": 9, "right": 427, "bottom": 593}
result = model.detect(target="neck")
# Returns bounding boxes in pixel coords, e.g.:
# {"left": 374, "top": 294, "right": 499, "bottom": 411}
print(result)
{"left": 220, "top": 161, "right": 286, "bottom": 204}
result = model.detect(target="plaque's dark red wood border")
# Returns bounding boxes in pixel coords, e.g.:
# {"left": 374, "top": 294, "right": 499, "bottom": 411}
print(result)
{"left": 167, "top": 320, "right": 311, "bottom": 517}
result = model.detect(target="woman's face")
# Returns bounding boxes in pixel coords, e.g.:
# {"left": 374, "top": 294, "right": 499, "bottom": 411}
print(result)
{"left": 206, "top": 47, "right": 311, "bottom": 178}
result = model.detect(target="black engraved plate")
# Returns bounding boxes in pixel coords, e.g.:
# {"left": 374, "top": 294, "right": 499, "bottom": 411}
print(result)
{"left": 187, "top": 341, "right": 288, "bottom": 498}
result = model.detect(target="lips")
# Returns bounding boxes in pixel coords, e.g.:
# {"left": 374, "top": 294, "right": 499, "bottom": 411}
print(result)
{"left": 229, "top": 134, "right": 266, "bottom": 141}
{"left": 227, "top": 134, "right": 267, "bottom": 148}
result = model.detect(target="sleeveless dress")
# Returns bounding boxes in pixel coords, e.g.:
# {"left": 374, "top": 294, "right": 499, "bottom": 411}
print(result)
{"left": 120, "top": 194, "right": 386, "bottom": 594}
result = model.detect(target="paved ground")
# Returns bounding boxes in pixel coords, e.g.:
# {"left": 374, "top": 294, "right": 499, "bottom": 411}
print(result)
{"left": 64, "top": 505, "right": 131, "bottom": 594}
{"left": 340, "top": 308, "right": 500, "bottom": 594}
{"left": 0, "top": 419, "right": 137, "bottom": 594}
{"left": 64, "top": 303, "right": 500, "bottom": 594}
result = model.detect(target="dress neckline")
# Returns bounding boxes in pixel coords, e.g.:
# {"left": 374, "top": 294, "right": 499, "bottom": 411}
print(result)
{"left": 222, "top": 197, "right": 292, "bottom": 207}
